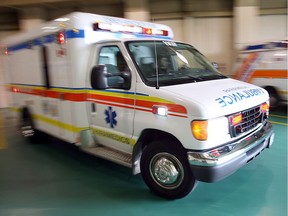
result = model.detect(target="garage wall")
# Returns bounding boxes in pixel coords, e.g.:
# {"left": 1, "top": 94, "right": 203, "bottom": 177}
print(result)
{"left": 0, "top": 31, "right": 17, "bottom": 108}
{"left": 0, "top": 55, "right": 8, "bottom": 108}
{"left": 157, "top": 14, "right": 287, "bottom": 76}
{"left": 258, "top": 14, "right": 287, "bottom": 41}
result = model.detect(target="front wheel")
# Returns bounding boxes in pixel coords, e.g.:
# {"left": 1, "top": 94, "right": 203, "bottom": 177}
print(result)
{"left": 140, "top": 140, "right": 197, "bottom": 199}
{"left": 265, "top": 86, "right": 280, "bottom": 109}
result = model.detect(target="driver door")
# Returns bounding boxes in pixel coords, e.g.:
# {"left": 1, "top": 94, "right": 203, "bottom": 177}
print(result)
{"left": 88, "top": 43, "right": 135, "bottom": 154}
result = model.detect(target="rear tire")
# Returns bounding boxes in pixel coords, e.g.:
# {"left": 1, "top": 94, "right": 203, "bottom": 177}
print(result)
{"left": 21, "top": 109, "right": 41, "bottom": 143}
{"left": 140, "top": 140, "right": 197, "bottom": 199}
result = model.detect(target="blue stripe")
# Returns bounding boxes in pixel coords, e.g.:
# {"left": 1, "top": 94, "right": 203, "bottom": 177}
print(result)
{"left": 7, "top": 29, "right": 85, "bottom": 52}
{"left": 103, "top": 89, "right": 148, "bottom": 96}
{"left": 245, "top": 41, "right": 287, "bottom": 51}
{"left": 66, "top": 29, "right": 85, "bottom": 39}
{"left": 245, "top": 44, "right": 265, "bottom": 51}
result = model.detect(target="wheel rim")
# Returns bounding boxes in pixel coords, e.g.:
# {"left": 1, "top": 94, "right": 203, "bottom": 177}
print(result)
{"left": 149, "top": 153, "right": 184, "bottom": 189}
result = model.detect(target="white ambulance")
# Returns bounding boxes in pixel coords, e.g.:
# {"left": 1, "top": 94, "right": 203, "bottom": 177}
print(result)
{"left": 234, "top": 40, "right": 288, "bottom": 108}
{"left": 1, "top": 12, "right": 274, "bottom": 199}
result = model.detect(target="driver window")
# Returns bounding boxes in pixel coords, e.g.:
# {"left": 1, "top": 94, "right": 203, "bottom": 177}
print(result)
{"left": 98, "top": 46, "right": 129, "bottom": 74}
{"left": 97, "top": 46, "right": 130, "bottom": 89}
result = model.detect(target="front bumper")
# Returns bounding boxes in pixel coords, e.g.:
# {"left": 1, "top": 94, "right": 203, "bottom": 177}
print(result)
{"left": 188, "top": 121, "right": 274, "bottom": 182}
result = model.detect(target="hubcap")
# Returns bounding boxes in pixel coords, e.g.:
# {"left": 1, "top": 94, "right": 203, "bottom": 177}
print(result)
{"left": 150, "top": 153, "right": 184, "bottom": 189}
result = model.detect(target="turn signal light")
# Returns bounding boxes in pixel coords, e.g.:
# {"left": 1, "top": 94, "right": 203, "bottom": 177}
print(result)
{"left": 261, "top": 102, "right": 269, "bottom": 113}
{"left": 191, "top": 120, "right": 208, "bottom": 141}
{"left": 230, "top": 113, "right": 242, "bottom": 126}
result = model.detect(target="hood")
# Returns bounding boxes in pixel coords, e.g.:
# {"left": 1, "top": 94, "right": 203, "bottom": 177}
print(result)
{"left": 162, "top": 78, "right": 269, "bottom": 118}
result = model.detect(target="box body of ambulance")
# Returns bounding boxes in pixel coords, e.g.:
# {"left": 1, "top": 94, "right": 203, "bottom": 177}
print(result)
{"left": 1, "top": 12, "right": 274, "bottom": 199}
{"left": 234, "top": 40, "right": 288, "bottom": 107}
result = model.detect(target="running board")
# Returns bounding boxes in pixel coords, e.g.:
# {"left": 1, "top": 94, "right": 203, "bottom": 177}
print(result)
{"left": 81, "top": 146, "right": 132, "bottom": 168}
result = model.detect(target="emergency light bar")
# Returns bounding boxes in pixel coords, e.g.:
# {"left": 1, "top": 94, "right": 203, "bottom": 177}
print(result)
{"left": 93, "top": 22, "right": 168, "bottom": 37}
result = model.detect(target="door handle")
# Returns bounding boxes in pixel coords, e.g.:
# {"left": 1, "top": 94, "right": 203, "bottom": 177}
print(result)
{"left": 59, "top": 92, "right": 65, "bottom": 100}
{"left": 91, "top": 103, "right": 96, "bottom": 112}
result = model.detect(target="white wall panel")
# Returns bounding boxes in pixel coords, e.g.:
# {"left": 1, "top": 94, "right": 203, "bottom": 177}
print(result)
{"left": 194, "top": 17, "right": 233, "bottom": 75}
{"left": 258, "top": 15, "right": 287, "bottom": 42}
{"left": 156, "top": 19, "right": 184, "bottom": 42}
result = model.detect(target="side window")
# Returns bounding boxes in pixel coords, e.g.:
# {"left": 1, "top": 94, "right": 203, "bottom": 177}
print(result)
{"left": 98, "top": 46, "right": 129, "bottom": 74}
{"left": 97, "top": 46, "right": 131, "bottom": 89}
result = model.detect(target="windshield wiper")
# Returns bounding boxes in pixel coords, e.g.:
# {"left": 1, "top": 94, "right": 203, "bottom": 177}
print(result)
{"left": 202, "top": 74, "right": 227, "bottom": 80}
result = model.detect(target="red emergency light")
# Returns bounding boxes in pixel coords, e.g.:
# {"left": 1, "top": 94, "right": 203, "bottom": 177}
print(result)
{"left": 143, "top": 28, "right": 152, "bottom": 35}
{"left": 57, "top": 31, "right": 65, "bottom": 44}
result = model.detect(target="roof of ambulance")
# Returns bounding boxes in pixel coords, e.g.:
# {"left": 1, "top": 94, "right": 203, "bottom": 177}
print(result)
{"left": 0, "top": 12, "right": 174, "bottom": 46}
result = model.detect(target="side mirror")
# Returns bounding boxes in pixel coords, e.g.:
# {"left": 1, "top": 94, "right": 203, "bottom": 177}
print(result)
{"left": 212, "top": 62, "right": 219, "bottom": 70}
{"left": 121, "top": 71, "right": 131, "bottom": 90}
{"left": 90, "top": 65, "right": 132, "bottom": 90}
{"left": 90, "top": 65, "right": 109, "bottom": 90}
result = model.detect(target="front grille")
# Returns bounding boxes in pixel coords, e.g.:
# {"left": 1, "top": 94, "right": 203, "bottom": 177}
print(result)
{"left": 229, "top": 105, "right": 265, "bottom": 137}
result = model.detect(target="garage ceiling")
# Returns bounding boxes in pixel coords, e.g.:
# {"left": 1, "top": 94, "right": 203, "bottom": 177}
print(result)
{"left": 0, "top": 0, "right": 287, "bottom": 31}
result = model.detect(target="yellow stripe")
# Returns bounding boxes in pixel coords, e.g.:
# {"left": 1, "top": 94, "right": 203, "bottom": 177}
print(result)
{"left": 136, "top": 95, "right": 174, "bottom": 104}
{"left": 87, "top": 89, "right": 134, "bottom": 99}
{"left": 87, "top": 89, "right": 174, "bottom": 104}
{"left": 52, "top": 88, "right": 86, "bottom": 94}
{"left": 8, "top": 84, "right": 86, "bottom": 94}
{"left": 278, "top": 90, "right": 288, "bottom": 95}
{"left": 33, "top": 114, "right": 88, "bottom": 133}
{"left": 270, "top": 120, "right": 288, "bottom": 126}
{"left": 10, "top": 108, "right": 136, "bottom": 145}
{"left": 270, "top": 114, "right": 288, "bottom": 119}
{"left": 9, "top": 107, "right": 20, "bottom": 112}
{"left": 0, "top": 111, "right": 7, "bottom": 149}
{"left": 35, "top": 114, "right": 137, "bottom": 145}
{"left": 7, "top": 84, "right": 45, "bottom": 90}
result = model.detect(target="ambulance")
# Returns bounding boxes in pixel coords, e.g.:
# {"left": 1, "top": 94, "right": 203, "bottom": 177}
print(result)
{"left": 0, "top": 12, "right": 274, "bottom": 199}
{"left": 234, "top": 40, "right": 288, "bottom": 108}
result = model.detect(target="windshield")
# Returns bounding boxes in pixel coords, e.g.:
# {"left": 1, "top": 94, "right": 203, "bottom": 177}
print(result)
{"left": 126, "top": 41, "right": 226, "bottom": 87}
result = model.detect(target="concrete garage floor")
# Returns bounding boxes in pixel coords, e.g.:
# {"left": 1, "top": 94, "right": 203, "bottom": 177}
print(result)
{"left": 0, "top": 108, "right": 287, "bottom": 216}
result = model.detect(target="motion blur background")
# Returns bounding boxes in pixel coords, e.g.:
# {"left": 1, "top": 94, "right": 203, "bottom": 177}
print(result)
{"left": 0, "top": 0, "right": 287, "bottom": 75}
{"left": 0, "top": 2, "right": 287, "bottom": 215}
{"left": 0, "top": 1, "right": 287, "bottom": 119}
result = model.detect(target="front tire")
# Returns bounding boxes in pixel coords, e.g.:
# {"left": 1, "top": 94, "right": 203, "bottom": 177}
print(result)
{"left": 265, "top": 86, "right": 280, "bottom": 109}
{"left": 140, "top": 140, "right": 197, "bottom": 199}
